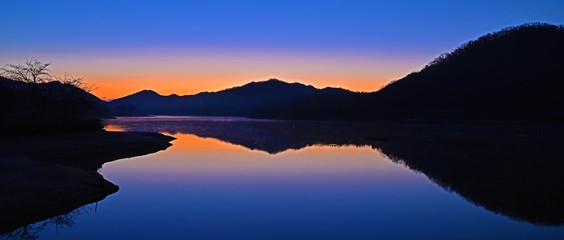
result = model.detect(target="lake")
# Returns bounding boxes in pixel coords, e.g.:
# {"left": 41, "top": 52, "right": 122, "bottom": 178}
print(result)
{"left": 6, "top": 116, "right": 564, "bottom": 239}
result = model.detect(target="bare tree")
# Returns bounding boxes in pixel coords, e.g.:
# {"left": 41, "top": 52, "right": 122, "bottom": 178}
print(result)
{"left": 0, "top": 59, "right": 53, "bottom": 84}
{"left": 52, "top": 73, "right": 100, "bottom": 117}
{"left": 1, "top": 59, "right": 96, "bottom": 93}
{"left": 0, "top": 59, "right": 101, "bottom": 119}
{"left": 57, "top": 73, "right": 96, "bottom": 93}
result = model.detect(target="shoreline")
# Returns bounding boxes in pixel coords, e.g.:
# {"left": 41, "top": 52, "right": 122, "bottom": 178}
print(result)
{"left": 0, "top": 130, "right": 175, "bottom": 170}
{"left": 0, "top": 130, "right": 175, "bottom": 234}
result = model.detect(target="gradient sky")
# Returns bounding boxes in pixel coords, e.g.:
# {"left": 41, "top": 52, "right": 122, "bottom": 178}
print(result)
{"left": 1, "top": 0, "right": 563, "bottom": 100}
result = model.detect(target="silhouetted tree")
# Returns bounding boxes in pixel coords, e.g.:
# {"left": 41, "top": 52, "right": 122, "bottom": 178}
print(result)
{"left": 0, "top": 59, "right": 52, "bottom": 84}
{"left": 57, "top": 73, "right": 96, "bottom": 93}
{"left": 1, "top": 207, "right": 85, "bottom": 240}
{"left": 1, "top": 59, "right": 95, "bottom": 93}
{"left": 0, "top": 60, "right": 106, "bottom": 134}
{"left": 53, "top": 73, "right": 98, "bottom": 117}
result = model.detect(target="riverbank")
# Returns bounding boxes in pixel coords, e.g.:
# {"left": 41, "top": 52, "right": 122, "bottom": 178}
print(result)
{"left": 0, "top": 131, "right": 175, "bottom": 233}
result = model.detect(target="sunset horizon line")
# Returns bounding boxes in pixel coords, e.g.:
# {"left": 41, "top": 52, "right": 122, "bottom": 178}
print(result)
{"left": 95, "top": 76, "right": 391, "bottom": 101}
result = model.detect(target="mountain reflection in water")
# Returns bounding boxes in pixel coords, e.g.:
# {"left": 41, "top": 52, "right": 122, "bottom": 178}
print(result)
{"left": 106, "top": 116, "right": 564, "bottom": 225}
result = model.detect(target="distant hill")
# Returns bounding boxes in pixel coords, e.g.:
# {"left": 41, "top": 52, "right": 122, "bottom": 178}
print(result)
{"left": 371, "top": 23, "right": 564, "bottom": 121}
{"left": 109, "top": 79, "right": 362, "bottom": 118}
{"left": 110, "top": 23, "right": 564, "bottom": 122}
{"left": 0, "top": 76, "right": 109, "bottom": 134}
{"left": 0, "top": 76, "right": 107, "bottom": 117}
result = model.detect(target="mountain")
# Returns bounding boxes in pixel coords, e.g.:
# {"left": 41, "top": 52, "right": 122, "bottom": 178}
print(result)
{"left": 371, "top": 23, "right": 564, "bottom": 121}
{"left": 109, "top": 79, "right": 361, "bottom": 118}
{"left": 110, "top": 23, "right": 564, "bottom": 122}
{"left": 267, "top": 23, "right": 564, "bottom": 121}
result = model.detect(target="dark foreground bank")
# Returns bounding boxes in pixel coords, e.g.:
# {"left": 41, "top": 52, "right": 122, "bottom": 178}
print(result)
{"left": 0, "top": 131, "right": 175, "bottom": 233}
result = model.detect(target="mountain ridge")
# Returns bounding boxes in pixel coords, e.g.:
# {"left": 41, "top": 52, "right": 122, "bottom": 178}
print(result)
{"left": 109, "top": 23, "right": 564, "bottom": 121}
{"left": 119, "top": 79, "right": 346, "bottom": 99}
{"left": 109, "top": 78, "right": 359, "bottom": 117}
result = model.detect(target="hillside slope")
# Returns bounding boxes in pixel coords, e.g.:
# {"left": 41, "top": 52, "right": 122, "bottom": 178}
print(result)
{"left": 0, "top": 76, "right": 109, "bottom": 134}
{"left": 372, "top": 23, "right": 564, "bottom": 120}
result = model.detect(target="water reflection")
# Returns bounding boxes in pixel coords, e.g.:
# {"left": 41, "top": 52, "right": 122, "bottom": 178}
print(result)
{"left": 106, "top": 116, "right": 564, "bottom": 225}
{"left": 105, "top": 133, "right": 402, "bottom": 183}
{"left": 105, "top": 116, "right": 375, "bottom": 154}
{"left": 97, "top": 133, "right": 462, "bottom": 240}
{"left": 1, "top": 206, "right": 90, "bottom": 240}
{"left": 374, "top": 132, "right": 564, "bottom": 226}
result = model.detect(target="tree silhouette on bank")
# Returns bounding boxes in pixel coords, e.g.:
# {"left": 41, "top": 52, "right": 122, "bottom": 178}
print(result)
{"left": 1, "top": 59, "right": 52, "bottom": 84}
{"left": 0, "top": 60, "right": 107, "bottom": 135}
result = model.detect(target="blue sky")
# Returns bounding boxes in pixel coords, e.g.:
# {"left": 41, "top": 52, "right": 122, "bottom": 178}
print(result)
{"left": 1, "top": 0, "right": 563, "bottom": 98}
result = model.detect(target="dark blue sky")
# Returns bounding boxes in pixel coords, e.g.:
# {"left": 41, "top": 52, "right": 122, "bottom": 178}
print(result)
{"left": 1, "top": 0, "right": 563, "bottom": 98}
{"left": 4, "top": 0, "right": 563, "bottom": 53}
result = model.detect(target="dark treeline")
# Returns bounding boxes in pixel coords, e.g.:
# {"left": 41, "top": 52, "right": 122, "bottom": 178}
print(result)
{"left": 371, "top": 23, "right": 564, "bottom": 121}
{"left": 0, "top": 76, "right": 108, "bottom": 135}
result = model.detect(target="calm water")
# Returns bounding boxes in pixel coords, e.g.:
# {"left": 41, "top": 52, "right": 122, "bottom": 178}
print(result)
{"left": 10, "top": 117, "right": 564, "bottom": 239}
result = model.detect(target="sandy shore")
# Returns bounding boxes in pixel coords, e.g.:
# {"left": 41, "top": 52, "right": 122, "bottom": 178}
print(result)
{"left": 0, "top": 131, "right": 175, "bottom": 233}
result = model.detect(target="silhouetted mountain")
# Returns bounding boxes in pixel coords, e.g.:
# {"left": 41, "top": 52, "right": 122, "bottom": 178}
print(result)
{"left": 109, "top": 79, "right": 361, "bottom": 118}
{"left": 131, "top": 89, "right": 161, "bottom": 98}
{"left": 110, "top": 23, "right": 564, "bottom": 122}
{"left": 371, "top": 23, "right": 564, "bottom": 121}
{"left": 262, "top": 23, "right": 564, "bottom": 121}
{"left": 251, "top": 85, "right": 370, "bottom": 120}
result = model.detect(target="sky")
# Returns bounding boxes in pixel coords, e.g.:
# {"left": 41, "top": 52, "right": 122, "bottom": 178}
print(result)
{"left": 1, "top": 0, "right": 563, "bottom": 100}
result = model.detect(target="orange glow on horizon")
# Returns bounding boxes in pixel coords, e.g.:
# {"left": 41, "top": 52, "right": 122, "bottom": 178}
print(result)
{"left": 7, "top": 48, "right": 427, "bottom": 100}
{"left": 91, "top": 75, "right": 392, "bottom": 101}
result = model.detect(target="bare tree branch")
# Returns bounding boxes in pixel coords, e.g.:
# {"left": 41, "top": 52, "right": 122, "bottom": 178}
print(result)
{"left": 56, "top": 73, "right": 97, "bottom": 93}
{"left": 0, "top": 58, "right": 52, "bottom": 84}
